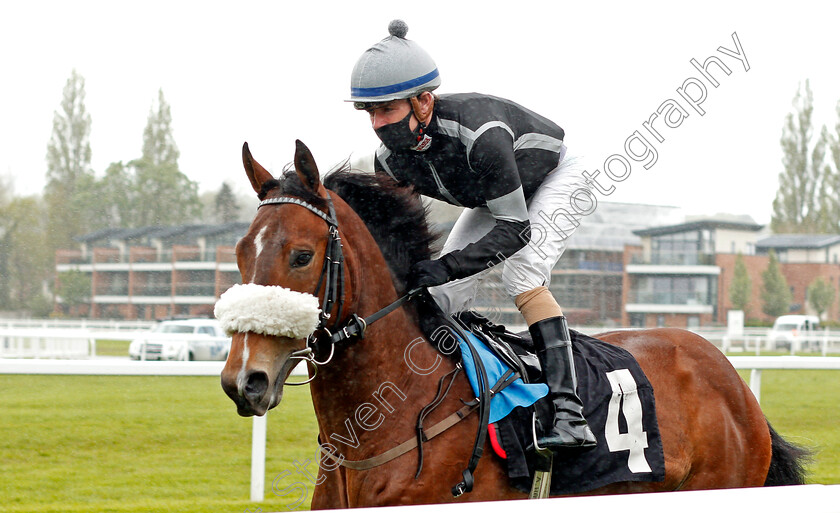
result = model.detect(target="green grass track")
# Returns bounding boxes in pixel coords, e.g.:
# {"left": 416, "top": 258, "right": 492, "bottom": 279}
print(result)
{"left": 1, "top": 375, "right": 319, "bottom": 513}
{"left": 1, "top": 369, "right": 837, "bottom": 512}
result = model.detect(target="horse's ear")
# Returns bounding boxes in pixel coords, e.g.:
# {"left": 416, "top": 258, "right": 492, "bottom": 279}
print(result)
{"left": 242, "top": 142, "right": 274, "bottom": 194}
{"left": 294, "top": 140, "right": 322, "bottom": 194}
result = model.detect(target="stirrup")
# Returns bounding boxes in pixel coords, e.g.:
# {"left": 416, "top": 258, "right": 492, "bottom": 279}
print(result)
{"left": 538, "top": 409, "right": 597, "bottom": 450}
{"left": 529, "top": 413, "right": 553, "bottom": 499}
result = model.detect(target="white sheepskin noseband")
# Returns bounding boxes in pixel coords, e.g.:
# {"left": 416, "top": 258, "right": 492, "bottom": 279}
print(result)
{"left": 214, "top": 283, "right": 321, "bottom": 338}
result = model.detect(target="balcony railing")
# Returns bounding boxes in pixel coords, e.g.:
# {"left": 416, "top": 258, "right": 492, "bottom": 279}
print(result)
{"left": 173, "top": 283, "right": 217, "bottom": 296}
{"left": 630, "top": 252, "right": 716, "bottom": 266}
{"left": 627, "top": 290, "right": 711, "bottom": 305}
{"left": 94, "top": 284, "right": 129, "bottom": 295}
{"left": 56, "top": 254, "right": 91, "bottom": 265}
{"left": 131, "top": 284, "right": 173, "bottom": 296}
{"left": 57, "top": 249, "right": 233, "bottom": 265}
{"left": 554, "top": 261, "right": 623, "bottom": 272}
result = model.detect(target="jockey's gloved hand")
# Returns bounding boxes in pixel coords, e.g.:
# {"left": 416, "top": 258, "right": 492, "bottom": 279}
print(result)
{"left": 408, "top": 257, "right": 455, "bottom": 290}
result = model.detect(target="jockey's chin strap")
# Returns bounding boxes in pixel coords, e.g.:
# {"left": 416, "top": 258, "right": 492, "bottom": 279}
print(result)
{"left": 257, "top": 193, "right": 419, "bottom": 380}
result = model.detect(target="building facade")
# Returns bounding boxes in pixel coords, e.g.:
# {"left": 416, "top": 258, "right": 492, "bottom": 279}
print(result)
{"left": 55, "top": 223, "right": 247, "bottom": 320}
{"left": 55, "top": 209, "right": 840, "bottom": 327}
{"left": 756, "top": 234, "right": 840, "bottom": 321}
{"left": 622, "top": 216, "right": 763, "bottom": 328}
{"left": 624, "top": 222, "right": 840, "bottom": 327}
{"left": 466, "top": 202, "right": 684, "bottom": 327}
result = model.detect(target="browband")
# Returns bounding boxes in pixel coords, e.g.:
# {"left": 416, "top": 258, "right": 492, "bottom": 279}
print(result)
{"left": 258, "top": 196, "right": 335, "bottom": 225}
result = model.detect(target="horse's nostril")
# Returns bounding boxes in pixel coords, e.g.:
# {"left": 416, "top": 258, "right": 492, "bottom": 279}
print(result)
{"left": 243, "top": 370, "right": 269, "bottom": 401}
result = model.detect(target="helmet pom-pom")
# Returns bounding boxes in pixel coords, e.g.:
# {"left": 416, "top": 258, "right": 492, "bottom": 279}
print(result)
{"left": 388, "top": 19, "right": 408, "bottom": 38}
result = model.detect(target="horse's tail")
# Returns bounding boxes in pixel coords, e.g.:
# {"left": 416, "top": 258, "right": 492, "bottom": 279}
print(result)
{"left": 764, "top": 420, "right": 811, "bottom": 486}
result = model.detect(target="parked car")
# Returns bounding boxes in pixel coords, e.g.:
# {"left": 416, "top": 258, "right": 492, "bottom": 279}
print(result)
{"left": 768, "top": 315, "right": 821, "bottom": 351}
{"left": 129, "top": 319, "right": 230, "bottom": 361}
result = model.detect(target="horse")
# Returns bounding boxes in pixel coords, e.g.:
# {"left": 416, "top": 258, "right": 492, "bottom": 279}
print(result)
{"left": 220, "top": 140, "right": 809, "bottom": 508}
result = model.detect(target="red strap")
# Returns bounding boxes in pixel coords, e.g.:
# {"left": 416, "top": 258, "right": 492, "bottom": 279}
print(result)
{"left": 488, "top": 423, "right": 507, "bottom": 459}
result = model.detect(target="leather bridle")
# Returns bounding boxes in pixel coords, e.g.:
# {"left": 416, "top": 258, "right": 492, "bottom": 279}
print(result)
{"left": 257, "top": 192, "right": 415, "bottom": 383}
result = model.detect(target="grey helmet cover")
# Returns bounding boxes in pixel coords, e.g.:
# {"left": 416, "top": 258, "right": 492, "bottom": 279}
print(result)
{"left": 348, "top": 20, "right": 440, "bottom": 104}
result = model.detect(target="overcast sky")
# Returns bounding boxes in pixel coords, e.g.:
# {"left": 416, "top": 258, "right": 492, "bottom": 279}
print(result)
{"left": 2, "top": 1, "right": 839, "bottom": 225}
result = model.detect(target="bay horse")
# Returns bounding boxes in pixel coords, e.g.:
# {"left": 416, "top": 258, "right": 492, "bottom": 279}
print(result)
{"left": 220, "top": 141, "right": 808, "bottom": 508}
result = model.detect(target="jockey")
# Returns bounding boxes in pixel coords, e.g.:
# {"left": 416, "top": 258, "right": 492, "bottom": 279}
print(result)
{"left": 348, "top": 20, "right": 596, "bottom": 452}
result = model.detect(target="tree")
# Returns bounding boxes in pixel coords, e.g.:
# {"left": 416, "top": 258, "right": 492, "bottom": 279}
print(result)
{"left": 0, "top": 196, "right": 52, "bottom": 311}
{"left": 728, "top": 253, "right": 752, "bottom": 315}
{"left": 824, "top": 99, "right": 840, "bottom": 231}
{"left": 807, "top": 277, "right": 835, "bottom": 320}
{"left": 44, "top": 69, "right": 94, "bottom": 249}
{"left": 129, "top": 90, "right": 202, "bottom": 226}
{"left": 0, "top": 183, "right": 15, "bottom": 309}
{"left": 214, "top": 182, "right": 241, "bottom": 223}
{"left": 142, "top": 89, "right": 180, "bottom": 167}
{"left": 760, "top": 250, "right": 792, "bottom": 318}
{"left": 92, "top": 161, "right": 135, "bottom": 229}
{"left": 56, "top": 269, "right": 91, "bottom": 314}
{"left": 0, "top": 176, "right": 15, "bottom": 308}
{"left": 131, "top": 159, "right": 202, "bottom": 226}
{"left": 771, "top": 80, "right": 835, "bottom": 234}
{"left": 70, "top": 171, "right": 110, "bottom": 232}
{"left": 66, "top": 90, "right": 201, "bottom": 231}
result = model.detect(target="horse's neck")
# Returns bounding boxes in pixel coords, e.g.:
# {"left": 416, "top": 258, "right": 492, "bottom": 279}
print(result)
{"left": 308, "top": 202, "right": 462, "bottom": 458}
{"left": 309, "top": 300, "right": 457, "bottom": 459}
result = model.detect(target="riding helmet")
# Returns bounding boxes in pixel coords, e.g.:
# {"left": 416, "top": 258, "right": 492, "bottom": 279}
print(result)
{"left": 348, "top": 20, "right": 441, "bottom": 107}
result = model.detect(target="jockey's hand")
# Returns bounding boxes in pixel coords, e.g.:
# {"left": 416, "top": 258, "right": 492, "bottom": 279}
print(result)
{"left": 408, "top": 258, "right": 452, "bottom": 290}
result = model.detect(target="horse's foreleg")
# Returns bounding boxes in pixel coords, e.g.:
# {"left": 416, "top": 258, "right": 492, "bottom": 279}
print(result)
{"left": 310, "top": 465, "right": 348, "bottom": 510}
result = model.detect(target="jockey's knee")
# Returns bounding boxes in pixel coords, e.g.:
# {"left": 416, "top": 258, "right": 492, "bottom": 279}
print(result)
{"left": 515, "top": 286, "right": 563, "bottom": 326}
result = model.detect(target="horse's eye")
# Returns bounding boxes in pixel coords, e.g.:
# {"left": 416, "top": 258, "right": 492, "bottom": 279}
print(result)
{"left": 290, "top": 251, "right": 313, "bottom": 268}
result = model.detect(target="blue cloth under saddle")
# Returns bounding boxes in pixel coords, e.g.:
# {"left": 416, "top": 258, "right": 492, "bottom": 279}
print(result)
{"left": 458, "top": 330, "right": 548, "bottom": 424}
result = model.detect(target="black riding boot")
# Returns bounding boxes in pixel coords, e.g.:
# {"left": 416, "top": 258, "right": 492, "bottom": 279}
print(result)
{"left": 529, "top": 316, "right": 597, "bottom": 451}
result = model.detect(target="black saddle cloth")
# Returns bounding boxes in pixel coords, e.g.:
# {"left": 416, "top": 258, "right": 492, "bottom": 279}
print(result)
{"left": 459, "top": 314, "right": 665, "bottom": 495}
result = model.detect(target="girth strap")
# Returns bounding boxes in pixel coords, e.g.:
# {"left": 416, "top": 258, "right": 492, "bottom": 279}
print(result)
{"left": 318, "top": 365, "right": 521, "bottom": 473}
{"left": 319, "top": 403, "right": 477, "bottom": 471}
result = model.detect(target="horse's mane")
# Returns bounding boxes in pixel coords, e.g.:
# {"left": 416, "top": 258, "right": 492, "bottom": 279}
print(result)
{"left": 268, "top": 165, "right": 450, "bottom": 344}
{"left": 323, "top": 166, "right": 439, "bottom": 291}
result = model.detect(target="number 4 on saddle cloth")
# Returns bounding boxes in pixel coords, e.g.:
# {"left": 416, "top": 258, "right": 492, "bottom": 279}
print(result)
{"left": 454, "top": 313, "right": 665, "bottom": 495}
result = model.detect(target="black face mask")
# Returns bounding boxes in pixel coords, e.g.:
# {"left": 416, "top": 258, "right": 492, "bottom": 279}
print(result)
{"left": 375, "top": 112, "right": 428, "bottom": 152}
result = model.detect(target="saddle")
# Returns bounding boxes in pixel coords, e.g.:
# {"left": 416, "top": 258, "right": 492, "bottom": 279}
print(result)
{"left": 454, "top": 312, "right": 666, "bottom": 495}
{"left": 454, "top": 311, "right": 541, "bottom": 380}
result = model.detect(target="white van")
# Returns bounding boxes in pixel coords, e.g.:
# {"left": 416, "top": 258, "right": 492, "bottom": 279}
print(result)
{"left": 768, "top": 315, "right": 821, "bottom": 351}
